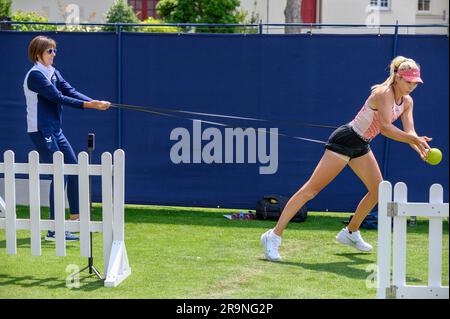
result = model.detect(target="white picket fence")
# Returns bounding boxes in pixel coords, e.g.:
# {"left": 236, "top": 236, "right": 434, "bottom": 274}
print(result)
{"left": 0, "top": 150, "right": 131, "bottom": 288}
{"left": 377, "top": 181, "right": 449, "bottom": 299}
{"left": 0, "top": 194, "right": 5, "bottom": 217}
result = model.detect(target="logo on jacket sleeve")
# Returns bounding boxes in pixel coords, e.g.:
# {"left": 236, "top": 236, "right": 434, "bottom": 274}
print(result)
{"left": 45, "top": 136, "right": 52, "bottom": 143}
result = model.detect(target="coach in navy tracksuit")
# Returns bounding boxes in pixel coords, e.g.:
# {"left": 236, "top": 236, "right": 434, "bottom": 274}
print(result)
{"left": 23, "top": 35, "right": 110, "bottom": 241}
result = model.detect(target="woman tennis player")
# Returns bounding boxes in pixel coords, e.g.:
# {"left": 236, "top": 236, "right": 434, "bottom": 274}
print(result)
{"left": 23, "top": 35, "right": 110, "bottom": 241}
{"left": 261, "top": 56, "right": 432, "bottom": 261}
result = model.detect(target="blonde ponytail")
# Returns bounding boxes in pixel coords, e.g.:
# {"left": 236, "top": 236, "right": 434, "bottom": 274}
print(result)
{"left": 371, "top": 56, "right": 421, "bottom": 91}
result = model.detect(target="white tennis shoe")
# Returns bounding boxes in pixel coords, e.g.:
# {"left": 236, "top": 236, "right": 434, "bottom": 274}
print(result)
{"left": 261, "top": 229, "right": 282, "bottom": 262}
{"left": 336, "top": 227, "right": 373, "bottom": 252}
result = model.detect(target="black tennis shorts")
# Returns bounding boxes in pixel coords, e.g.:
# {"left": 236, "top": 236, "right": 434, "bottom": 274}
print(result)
{"left": 325, "top": 124, "right": 371, "bottom": 159}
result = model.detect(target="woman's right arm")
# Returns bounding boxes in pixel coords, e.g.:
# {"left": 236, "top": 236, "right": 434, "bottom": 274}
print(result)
{"left": 28, "top": 71, "right": 85, "bottom": 109}
{"left": 400, "top": 97, "right": 432, "bottom": 160}
{"left": 28, "top": 71, "right": 110, "bottom": 111}
{"left": 375, "top": 92, "right": 431, "bottom": 158}
{"left": 83, "top": 100, "right": 110, "bottom": 110}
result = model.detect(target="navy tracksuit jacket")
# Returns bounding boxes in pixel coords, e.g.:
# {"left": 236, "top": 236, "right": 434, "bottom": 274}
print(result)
{"left": 23, "top": 62, "right": 92, "bottom": 219}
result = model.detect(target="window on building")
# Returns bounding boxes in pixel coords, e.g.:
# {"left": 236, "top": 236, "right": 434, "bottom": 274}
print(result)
{"left": 418, "top": 0, "right": 431, "bottom": 12}
{"left": 370, "top": 0, "right": 390, "bottom": 10}
{"left": 128, "top": 0, "right": 160, "bottom": 20}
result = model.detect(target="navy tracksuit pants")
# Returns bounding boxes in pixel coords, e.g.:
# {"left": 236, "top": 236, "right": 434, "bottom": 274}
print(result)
{"left": 29, "top": 130, "right": 79, "bottom": 220}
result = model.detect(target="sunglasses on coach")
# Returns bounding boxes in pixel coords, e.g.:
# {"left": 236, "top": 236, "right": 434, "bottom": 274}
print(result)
{"left": 47, "top": 48, "right": 57, "bottom": 54}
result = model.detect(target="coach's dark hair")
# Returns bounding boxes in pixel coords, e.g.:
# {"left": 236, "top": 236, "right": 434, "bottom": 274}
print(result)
{"left": 28, "top": 35, "right": 56, "bottom": 63}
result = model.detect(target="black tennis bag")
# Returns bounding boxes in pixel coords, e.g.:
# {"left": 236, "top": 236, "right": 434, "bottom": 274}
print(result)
{"left": 256, "top": 195, "right": 308, "bottom": 223}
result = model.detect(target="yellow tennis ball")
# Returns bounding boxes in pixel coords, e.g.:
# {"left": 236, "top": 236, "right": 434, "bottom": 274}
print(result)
{"left": 426, "top": 148, "right": 442, "bottom": 165}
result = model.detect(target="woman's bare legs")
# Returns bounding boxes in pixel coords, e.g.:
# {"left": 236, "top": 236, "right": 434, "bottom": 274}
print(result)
{"left": 273, "top": 150, "right": 348, "bottom": 237}
{"left": 346, "top": 151, "right": 383, "bottom": 232}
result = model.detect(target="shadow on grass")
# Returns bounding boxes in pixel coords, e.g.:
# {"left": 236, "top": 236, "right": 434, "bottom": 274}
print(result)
{"left": 0, "top": 272, "right": 104, "bottom": 292}
{"left": 0, "top": 238, "right": 31, "bottom": 249}
{"left": 13, "top": 205, "right": 446, "bottom": 234}
{"left": 0, "top": 238, "right": 81, "bottom": 250}
{"left": 123, "top": 209, "right": 360, "bottom": 231}
{"left": 122, "top": 209, "right": 445, "bottom": 235}
{"left": 0, "top": 273, "right": 66, "bottom": 289}
{"left": 73, "top": 274, "right": 105, "bottom": 291}
{"left": 275, "top": 253, "right": 373, "bottom": 280}
{"left": 275, "top": 253, "right": 423, "bottom": 282}
{"left": 10, "top": 207, "right": 351, "bottom": 231}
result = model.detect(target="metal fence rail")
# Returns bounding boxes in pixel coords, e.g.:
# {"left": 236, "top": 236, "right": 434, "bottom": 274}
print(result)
{"left": 0, "top": 20, "right": 448, "bottom": 34}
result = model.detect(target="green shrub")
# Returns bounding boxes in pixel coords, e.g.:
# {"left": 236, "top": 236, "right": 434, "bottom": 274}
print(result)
{"left": 10, "top": 10, "right": 56, "bottom": 31}
{"left": 157, "top": 0, "right": 246, "bottom": 33}
{"left": 104, "top": 0, "right": 139, "bottom": 31}
{"left": 56, "top": 24, "right": 103, "bottom": 32}
{"left": 11, "top": 10, "right": 101, "bottom": 32}
{"left": 139, "top": 17, "right": 181, "bottom": 33}
{"left": 0, "top": 0, "right": 12, "bottom": 17}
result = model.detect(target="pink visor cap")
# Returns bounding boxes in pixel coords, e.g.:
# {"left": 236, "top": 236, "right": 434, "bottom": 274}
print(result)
{"left": 398, "top": 68, "right": 423, "bottom": 83}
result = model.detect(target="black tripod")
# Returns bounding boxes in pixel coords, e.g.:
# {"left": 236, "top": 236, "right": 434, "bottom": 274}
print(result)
{"left": 72, "top": 133, "right": 102, "bottom": 280}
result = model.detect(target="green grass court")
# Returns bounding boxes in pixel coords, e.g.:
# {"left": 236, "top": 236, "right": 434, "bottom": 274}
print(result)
{"left": 0, "top": 205, "right": 448, "bottom": 299}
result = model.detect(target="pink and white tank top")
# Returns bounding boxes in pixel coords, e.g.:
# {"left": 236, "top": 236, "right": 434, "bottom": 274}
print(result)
{"left": 349, "top": 98, "right": 405, "bottom": 141}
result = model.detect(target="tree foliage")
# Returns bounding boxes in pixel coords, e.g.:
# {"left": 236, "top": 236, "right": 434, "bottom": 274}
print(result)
{"left": 157, "top": 0, "right": 245, "bottom": 33}
{"left": 140, "top": 17, "right": 181, "bottom": 33}
{"left": 104, "top": 0, "right": 140, "bottom": 31}
{"left": 0, "top": 0, "right": 12, "bottom": 17}
{"left": 10, "top": 10, "right": 56, "bottom": 31}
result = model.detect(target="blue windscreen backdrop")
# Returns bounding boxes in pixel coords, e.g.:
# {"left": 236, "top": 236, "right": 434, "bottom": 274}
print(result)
{"left": 0, "top": 31, "right": 448, "bottom": 211}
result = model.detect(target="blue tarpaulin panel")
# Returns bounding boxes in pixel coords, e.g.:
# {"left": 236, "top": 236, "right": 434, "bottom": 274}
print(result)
{"left": 0, "top": 32, "right": 448, "bottom": 211}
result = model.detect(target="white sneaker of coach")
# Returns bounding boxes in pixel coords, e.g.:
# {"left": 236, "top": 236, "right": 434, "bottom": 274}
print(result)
{"left": 335, "top": 227, "right": 373, "bottom": 252}
{"left": 261, "top": 229, "right": 282, "bottom": 262}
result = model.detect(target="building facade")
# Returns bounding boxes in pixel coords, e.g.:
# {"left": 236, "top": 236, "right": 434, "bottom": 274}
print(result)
{"left": 241, "top": 0, "right": 449, "bottom": 34}
{"left": 10, "top": 0, "right": 159, "bottom": 23}
{"left": 10, "top": 0, "right": 449, "bottom": 34}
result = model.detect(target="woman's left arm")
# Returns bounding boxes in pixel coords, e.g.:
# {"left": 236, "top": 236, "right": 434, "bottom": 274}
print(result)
{"left": 56, "top": 71, "right": 93, "bottom": 102}
{"left": 400, "top": 97, "right": 431, "bottom": 161}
